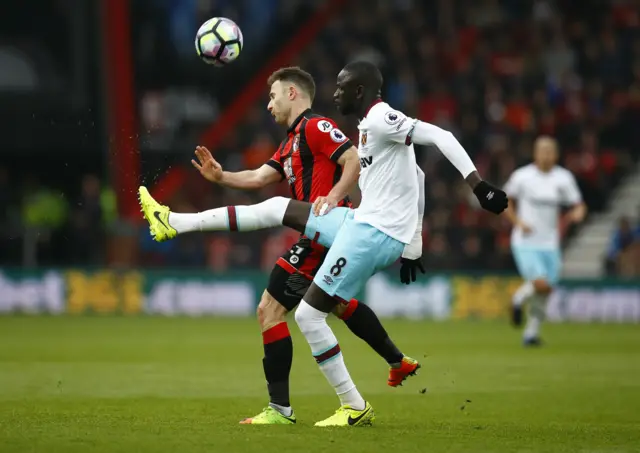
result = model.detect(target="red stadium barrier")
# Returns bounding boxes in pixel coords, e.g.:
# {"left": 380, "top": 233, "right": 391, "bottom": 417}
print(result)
{"left": 103, "top": 0, "right": 140, "bottom": 221}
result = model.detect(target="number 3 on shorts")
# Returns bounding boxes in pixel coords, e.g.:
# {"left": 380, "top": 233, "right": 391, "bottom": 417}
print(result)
{"left": 330, "top": 257, "right": 347, "bottom": 276}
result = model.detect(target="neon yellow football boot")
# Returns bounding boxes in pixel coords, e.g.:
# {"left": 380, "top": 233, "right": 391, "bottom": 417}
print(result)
{"left": 137, "top": 186, "right": 176, "bottom": 242}
{"left": 239, "top": 406, "right": 296, "bottom": 425}
{"left": 314, "top": 401, "right": 375, "bottom": 427}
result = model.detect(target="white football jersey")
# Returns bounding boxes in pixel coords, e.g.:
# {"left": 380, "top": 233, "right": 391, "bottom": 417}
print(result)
{"left": 354, "top": 101, "right": 419, "bottom": 244}
{"left": 504, "top": 164, "right": 582, "bottom": 249}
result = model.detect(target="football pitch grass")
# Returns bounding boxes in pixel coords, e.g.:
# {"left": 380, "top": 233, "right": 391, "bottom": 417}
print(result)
{"left": 1, "top": 317, "right": 639, "bottom": 453}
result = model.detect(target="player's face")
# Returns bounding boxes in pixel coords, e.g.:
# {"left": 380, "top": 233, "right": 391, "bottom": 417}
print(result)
{"left": 334, "top": 70, "right": 361, "bottom": 116}
{"left": 533, "top": 139, "right": 558, "bottom": 170}
{"left": 267, "top": 80, "right": 291, "bottom": 125}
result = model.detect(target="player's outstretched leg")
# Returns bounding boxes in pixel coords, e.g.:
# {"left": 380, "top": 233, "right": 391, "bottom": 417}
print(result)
{"left": 137, "top": 187, "right": 311, "bottom": 241}
{"left": 295, "top": 285, "right": 374, "bottom": 427}
{"left": 139, "top": 186, "right": 417, "bottom": 387}
{"left": 336, "top": 299, "right": 420, "bottom": 387}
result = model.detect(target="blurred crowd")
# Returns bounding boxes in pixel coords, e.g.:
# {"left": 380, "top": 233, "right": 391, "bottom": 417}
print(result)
{"left": 0, "top": 170, "right": 116, "bottom": 267}
{"left": 2, "top": 0, "right": 640, "bottom": 277}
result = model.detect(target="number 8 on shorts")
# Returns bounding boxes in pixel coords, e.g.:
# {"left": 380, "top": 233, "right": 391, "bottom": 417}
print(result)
{"left": 311, "top": 211, "right": 405, "bottom": 301}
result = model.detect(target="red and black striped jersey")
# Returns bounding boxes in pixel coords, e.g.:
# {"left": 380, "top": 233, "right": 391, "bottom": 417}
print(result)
{"left": 265, "top": 109, "right": 353, "bottom": 206}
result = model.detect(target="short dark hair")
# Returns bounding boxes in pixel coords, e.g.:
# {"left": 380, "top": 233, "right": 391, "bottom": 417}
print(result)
{"left": 267, "top": 66, "right": 316, "bottom": 101}
{"left": 342, "top": 60, "right": 383, "bottom": 92}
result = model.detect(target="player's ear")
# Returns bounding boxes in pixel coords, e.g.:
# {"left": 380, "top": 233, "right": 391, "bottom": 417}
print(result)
{"left": 287, "top": 85, "right": 297, "bottom": 100}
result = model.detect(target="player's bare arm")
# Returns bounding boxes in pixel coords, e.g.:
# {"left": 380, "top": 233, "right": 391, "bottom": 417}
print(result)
{"left": 313, "top": 146, "right": 359, "bottom": 216}
{"left": 504, "top": 198, "right": 533, "bottom": 234}
{"left": 464, "top": 171, "right": 482, "bottom": 191}
{"left": 566, "top": 201, "right": 587, "bottom": 224}
{"left": 192, "top": 145, "right": 281, "bottom": 190}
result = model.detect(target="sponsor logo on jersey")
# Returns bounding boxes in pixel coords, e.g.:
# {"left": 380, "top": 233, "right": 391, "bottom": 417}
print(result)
{"left": 330, "top": 128, "right": 347, "bottom": 143}
{"left": 360, "top": 156, "right": 373, "bottom": 168}
{"left": 284, "top": 156, "right": 296, "bottom": 184}
{"left": 384, "top": 110, "right": 403, "bottom": 125}
{"left": 317, "top": 120, "right": 334, "bottom": 133}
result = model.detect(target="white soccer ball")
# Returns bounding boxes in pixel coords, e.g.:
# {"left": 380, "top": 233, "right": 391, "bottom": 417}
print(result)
{"left": 195, "top": 17, "right": 243, "bottom": 66}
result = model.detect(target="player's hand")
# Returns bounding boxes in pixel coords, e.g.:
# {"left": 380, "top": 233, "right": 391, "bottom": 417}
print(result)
{"left": 400, "top": 257, "right": 425, "bottom": 285}
{"left": 192, "top": 146, "right": 223, "bottom": 183}
{"left": 473, "top": 181, "right": 508, "bottom": 215}
{"left": 312, "top": 195, "right": 338, "bottom": 216}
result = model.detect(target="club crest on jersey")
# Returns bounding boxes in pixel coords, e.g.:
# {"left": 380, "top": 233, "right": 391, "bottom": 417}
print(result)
{"left": 384, "top": 111, "right": 403, "bottom": 125}
{"left": 330, "top": 128, "right": 347, "bottom": 143}
{"left": 317, "top": 120, "right": 334, "bottom": 133}
{"left": 360, "top": 131, "right": 367, "bottom": 146}
{"left": 292, "top": 135, "right": 300, "bottom": 152}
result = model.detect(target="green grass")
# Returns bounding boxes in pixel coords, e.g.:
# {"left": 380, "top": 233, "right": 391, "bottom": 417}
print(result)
{"left": 1, "top": 317, "right": 639, "bottom": 453}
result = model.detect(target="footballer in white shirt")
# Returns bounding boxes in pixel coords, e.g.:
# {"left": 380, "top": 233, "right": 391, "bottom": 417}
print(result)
{"left": 138, "top": 61, "right": 508, "bottom": 427}
{"left": 504, "top": 136, "right": 587, "bottom": 346}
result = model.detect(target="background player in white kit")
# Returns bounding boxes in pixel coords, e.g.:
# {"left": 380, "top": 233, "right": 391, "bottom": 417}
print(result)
{"left": 138, "top": 61, "right": 508, "bottom": 426}
{"left": 504, "top": 136, "right": 587, "bottom": 346}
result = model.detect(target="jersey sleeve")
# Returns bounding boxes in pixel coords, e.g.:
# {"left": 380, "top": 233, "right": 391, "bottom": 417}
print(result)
{"left": 561, "top": 171, "right": 583, "bottom": 205}
{"left": 265, "top": 149, "right": 285, "bottom": 181}
{"left": 370, "top": 109, "right": 419, "bottom": 145}
{"left": 503, "top": 170, "right": 523, "bottom": 199}
{"left": 305, "top": 117, "right": 353, "bottom": 162}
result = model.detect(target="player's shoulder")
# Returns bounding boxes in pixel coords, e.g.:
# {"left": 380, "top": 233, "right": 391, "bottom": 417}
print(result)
{"left": 550, "top": 165, "right": 572, "bottom": 176}
{"left": 549, "top": 165, "right": 575, "bottom": 182}
{"left": 303, "top": 114, "right": 349, "bottom": 146}
{"left": 304, "top": 114, "right": 338, "bottom": 131}
{"left": 513, "top": 163, "right": 536, "bottom": 178}
{"left": 366, "top": 102, "right": 408, "bottom": 129}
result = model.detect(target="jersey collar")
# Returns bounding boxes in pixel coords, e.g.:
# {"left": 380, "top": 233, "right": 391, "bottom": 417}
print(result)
{"left": 363, "top": 99, "right": 383, "bottom": 118}
{"left": 287, "top": 108, "right": 313, "bottom": 134}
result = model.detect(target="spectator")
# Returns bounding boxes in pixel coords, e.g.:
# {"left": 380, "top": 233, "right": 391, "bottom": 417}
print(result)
{"left": 605, "top": 216, "right": 640, "bottom": 275}
{"left": 69, "top": 175, "right": 105, "bottom": 265}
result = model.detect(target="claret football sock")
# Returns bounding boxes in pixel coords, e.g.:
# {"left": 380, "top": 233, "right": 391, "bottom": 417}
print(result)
{"left": 168, "top": 197, "right": 289, "bottom": 234}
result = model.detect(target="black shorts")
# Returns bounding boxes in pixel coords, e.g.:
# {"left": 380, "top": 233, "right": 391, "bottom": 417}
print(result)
{"left": 266, "top": 236, "right": 328, "bottom": 311}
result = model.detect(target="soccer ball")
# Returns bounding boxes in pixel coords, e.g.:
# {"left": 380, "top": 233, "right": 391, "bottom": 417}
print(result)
{"left": 195, "top": 17, "right": 243, "bottom": 66}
